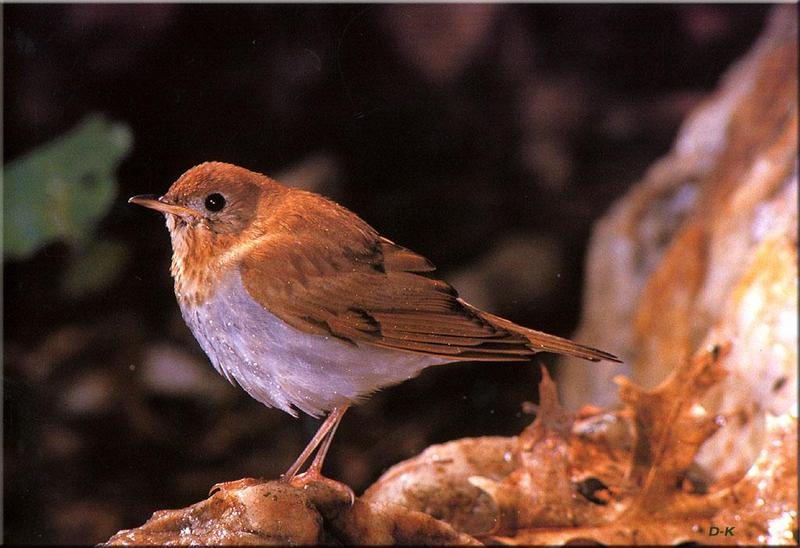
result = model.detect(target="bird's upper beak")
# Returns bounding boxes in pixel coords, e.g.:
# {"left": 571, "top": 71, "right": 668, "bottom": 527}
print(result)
{"left": 128, "top": 194, "right": 200, "bottom": 218}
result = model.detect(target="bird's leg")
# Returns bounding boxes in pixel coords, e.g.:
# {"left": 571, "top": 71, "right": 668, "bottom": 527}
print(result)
{"left": 301, "top": 406, "right": 344, "bottom": 475}
{"left": 282, "top": 404, "right": 349, "bottom": 480}
{"left": 283, "top": 404, "right": 354, "bottom": 503}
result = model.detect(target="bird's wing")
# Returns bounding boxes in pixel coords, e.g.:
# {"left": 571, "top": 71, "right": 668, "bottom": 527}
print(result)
{"left": 240, "top": 191, "right": 619, "bottom": 362}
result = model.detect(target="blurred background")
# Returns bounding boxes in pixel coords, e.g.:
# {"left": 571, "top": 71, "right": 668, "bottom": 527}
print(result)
{"left": 3, "top": 4, "right": 770, "bottom": 543}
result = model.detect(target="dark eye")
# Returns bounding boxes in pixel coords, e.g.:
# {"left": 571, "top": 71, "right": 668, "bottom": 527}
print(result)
{"left": 204, "top": 193, "right": 226, "bottom": 212}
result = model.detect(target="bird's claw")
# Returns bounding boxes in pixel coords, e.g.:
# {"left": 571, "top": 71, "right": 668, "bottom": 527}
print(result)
{"left": 208, "top": 477, "right": 263, "bottom": 496}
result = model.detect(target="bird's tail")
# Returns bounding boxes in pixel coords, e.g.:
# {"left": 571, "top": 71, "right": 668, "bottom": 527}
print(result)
{"left": 474, "top": 307, "right": 621, "bottom": 363}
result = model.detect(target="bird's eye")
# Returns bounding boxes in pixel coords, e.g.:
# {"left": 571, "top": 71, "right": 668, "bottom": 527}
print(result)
{"left": 204, "top": 193, "right": 226, "bottom": 212}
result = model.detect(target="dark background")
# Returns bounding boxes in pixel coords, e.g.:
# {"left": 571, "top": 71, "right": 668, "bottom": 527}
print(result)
{"left": 3, "top": 4, "right": 769, "bottom": 543}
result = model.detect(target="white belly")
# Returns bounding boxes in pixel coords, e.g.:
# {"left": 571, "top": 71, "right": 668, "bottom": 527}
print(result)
{"left": 178, "top": 271, "right": 451, "bottom": 417}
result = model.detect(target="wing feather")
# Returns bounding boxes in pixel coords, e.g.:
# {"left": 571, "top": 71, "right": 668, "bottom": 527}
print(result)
{"left": 240, "top": 190, "right": 619, "bottom": 363}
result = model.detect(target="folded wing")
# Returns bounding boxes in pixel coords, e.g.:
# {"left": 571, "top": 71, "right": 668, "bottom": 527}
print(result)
{"left": 241, "top": 191, "right": 619, "bottom": 363}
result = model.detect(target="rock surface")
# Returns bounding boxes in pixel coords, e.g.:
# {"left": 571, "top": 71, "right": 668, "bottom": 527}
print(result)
{"left": 558, "top": 2, "right": 797, "bottom": 480}
{"left": 558, "top": 4, "right": 797, "bottom": 414}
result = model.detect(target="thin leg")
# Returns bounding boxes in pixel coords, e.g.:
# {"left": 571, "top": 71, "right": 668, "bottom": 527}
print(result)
{"left": 304, "top": 406, "right": 344, "bottom": 475}
{"left": 209, "top": 405, "right": 352, "bottom": 499}
{"left": 282, "top": 404, "right": 350, "bottom": 480}
{"left": 283, "top": 404, "right": 354, "bottom": 504}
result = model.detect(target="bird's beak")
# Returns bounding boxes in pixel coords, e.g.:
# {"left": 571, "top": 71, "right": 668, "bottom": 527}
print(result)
{"left": 128, "top": 195, "right": 200, "bottom": 218}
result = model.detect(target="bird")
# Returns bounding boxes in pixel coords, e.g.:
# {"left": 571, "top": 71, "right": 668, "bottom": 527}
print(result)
{"left": 129, "top": 161, "right": 620, "bottom": 497}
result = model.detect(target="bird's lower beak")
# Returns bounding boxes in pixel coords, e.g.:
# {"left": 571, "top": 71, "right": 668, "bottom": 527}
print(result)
{"left": 129, "top": 195, "right": 200, "bottom": 218}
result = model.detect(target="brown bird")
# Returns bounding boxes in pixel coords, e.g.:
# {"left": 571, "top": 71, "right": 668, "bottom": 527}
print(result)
{"left": 130, "top": 162, "right": 619, "bottom": 496}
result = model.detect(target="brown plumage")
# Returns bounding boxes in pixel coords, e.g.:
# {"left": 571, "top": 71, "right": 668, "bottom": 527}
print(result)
{"left": 130, "top": 161, "right": 619, "bottom": 492}
{"left": 238, "top": 189, "right": 617, "bottom": 363}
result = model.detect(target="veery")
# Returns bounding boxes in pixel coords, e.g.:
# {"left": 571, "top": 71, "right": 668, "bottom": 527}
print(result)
{"left": 130, "top": 162, "right": 619, "bottom": 495}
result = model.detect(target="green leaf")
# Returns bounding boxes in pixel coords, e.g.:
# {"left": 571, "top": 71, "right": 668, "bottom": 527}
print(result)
{"left": 3, "top": 114, "right": 133, "bottom": 260}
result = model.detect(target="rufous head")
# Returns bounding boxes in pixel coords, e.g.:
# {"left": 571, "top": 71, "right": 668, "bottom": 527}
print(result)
{"left": 130, "top": 162, "right": 286, "bottom": 302}
{"left": 130, "top": 162, "right": 284, "bottom": 235}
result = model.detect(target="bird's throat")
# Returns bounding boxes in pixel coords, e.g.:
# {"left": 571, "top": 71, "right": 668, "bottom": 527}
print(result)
{"left": 168, "top": 216, "right": 264, "bottom": 307}
{"left": 168, "top": 220, "right": 218, "bottom": 307}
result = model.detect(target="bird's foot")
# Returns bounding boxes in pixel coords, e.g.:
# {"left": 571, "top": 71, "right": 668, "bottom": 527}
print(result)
{"left": 286, "top": 471, "right": 355, "bottom": 506}
{"left": 209, "top": 477, "right": 263, "bottom": 496}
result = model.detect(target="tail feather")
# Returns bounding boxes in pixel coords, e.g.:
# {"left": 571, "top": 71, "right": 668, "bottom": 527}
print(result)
{"left": 469, "top": 304, "right": 622, "bottom": 363}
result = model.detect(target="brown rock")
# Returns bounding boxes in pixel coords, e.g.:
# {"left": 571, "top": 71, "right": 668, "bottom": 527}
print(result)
{"left": 106, "top": 477, "right": 479, "bottom": 546}
{"left": 105, "top": 481, "right": 323, "bottom": 545}
{"left": 558, "top": 5, "right": 798, "bottom": 425}
{"left": 363, "top": 435, "right": 518, "bottom": 536}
